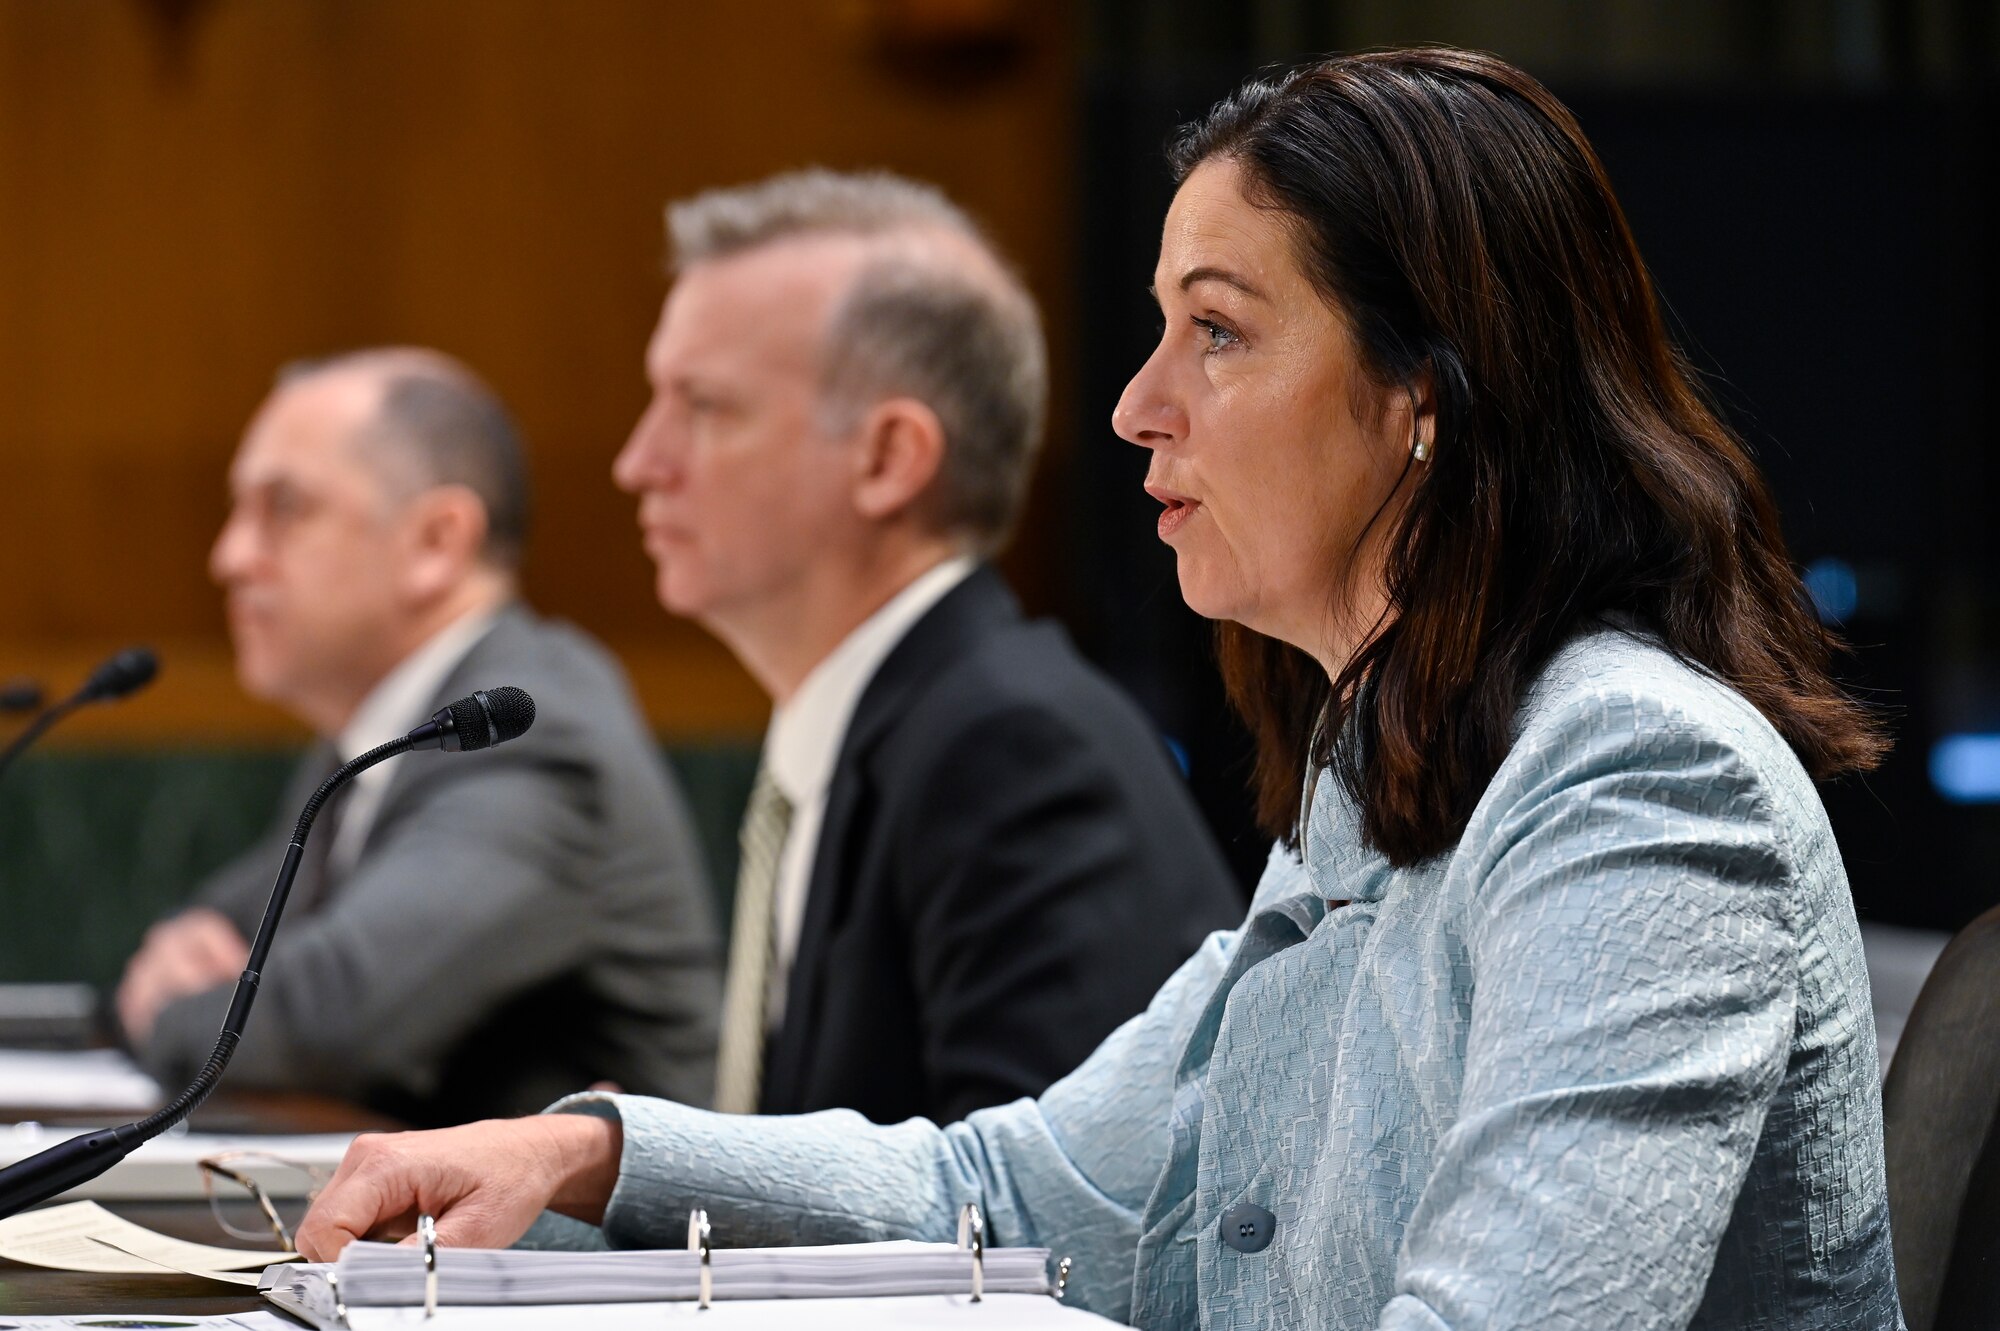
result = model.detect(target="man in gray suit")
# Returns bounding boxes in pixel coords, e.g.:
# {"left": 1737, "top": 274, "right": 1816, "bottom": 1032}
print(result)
{"left": 115, "top": 349, "right": 721, "bottom": 1126}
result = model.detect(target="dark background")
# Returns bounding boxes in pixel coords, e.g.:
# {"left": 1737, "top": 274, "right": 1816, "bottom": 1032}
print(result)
{"left": 1070, "top": 0, "right": 2000, "bottom": 929}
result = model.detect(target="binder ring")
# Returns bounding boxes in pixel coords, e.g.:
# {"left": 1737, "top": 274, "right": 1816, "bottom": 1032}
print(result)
{"left": 323, "top": 1263, "right": 352, "bottom": 1330}
{"left": 418, "top": 1212, "right": 439, "bottom": 1319}
{"left": 687, "top": 1207, "right": 713, "bottom": 1310}
{"left": 956, "top": 1201, "right": 985, "bottom": 1303}
{"left": 1056, "top": 1255, "right": 1073, "bottom": 1300}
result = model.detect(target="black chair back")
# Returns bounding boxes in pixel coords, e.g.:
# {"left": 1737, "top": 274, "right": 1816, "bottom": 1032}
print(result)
{"left": 1882, "top": 904, "right": 2000, "bottom": 1330}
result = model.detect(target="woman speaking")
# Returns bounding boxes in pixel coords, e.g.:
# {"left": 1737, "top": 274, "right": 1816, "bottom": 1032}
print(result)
{"left": 297, "top": 49, "right": 1901, "bottom": 1329}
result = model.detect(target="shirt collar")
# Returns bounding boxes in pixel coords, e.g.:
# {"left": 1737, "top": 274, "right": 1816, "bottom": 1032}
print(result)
{"left": 1296, "top": 763, "right": 1394, "bottom": 905}
{"left": 762, "top": 556, "right": 977, "bottom": 807}
{"left": 334, "top": 605, "right": 505, "bottom": 762}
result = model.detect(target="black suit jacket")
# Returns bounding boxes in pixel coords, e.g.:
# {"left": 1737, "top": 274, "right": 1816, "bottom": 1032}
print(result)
{"left": 760, "top": 566, "right": 1241, "bottom": 1125}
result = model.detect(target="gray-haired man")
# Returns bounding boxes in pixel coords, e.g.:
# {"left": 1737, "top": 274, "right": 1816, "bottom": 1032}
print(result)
{"left": 613, "top": 170, "right": 1240, "bottom": 1125}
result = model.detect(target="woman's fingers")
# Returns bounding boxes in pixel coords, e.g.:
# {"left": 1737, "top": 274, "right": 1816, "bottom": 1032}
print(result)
{"left": 297, "top": 1147, "right": 408, "bottom": 1260}
{"left": 296, "top": 1119, "right": 598, "bottom": 1261}
{"left": 424, "top": 1194, "right": 534, "bottom": 1250}
{"left": 298, "top": 1130, "right": 471, "bottom": 1260}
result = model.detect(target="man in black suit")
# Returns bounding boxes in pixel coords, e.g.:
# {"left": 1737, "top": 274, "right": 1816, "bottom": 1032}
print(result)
{"left": 612, "top": 170, "right": 1241, "bottom": 1125}
{"left": 117, "top": 350, "right": 721, "bottom": 1124}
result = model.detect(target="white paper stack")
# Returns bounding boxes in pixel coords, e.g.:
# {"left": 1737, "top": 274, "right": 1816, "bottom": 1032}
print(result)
{"left": 286, "top": 1238, "right": 1048, "bottom": 1305}
{"left": 267, "top": 1294, "right": 1118, "bottom": 1329}
{"left": 261, "top": 1240, "right": 1128, "bottom": 1328}
{"left": 0, "top": 1046, "right": 162, "bottom": 1112}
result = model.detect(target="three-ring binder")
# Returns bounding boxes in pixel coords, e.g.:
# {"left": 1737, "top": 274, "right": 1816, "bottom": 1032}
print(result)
{"left": 282, "top": 1199, "right": 1071, "bottom": 1320}
{"left": 322, "top": 1262, "right": 350, "bottom": 1330}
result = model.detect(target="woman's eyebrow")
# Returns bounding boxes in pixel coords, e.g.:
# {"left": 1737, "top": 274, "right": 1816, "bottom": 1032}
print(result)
{"left": 1147, "top": 266, "right": 1268, "bottom": 306}
{"left": 1179, "top": 266, "right": 1266, "bottom": 299}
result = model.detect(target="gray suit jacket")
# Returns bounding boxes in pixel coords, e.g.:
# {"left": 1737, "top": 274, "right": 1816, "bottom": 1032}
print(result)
{"left": 139, "top": 605, "right": 721, "bottom": 1126}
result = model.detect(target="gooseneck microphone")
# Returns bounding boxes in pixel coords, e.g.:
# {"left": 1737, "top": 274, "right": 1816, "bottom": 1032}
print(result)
{"left": 0, "top": 647, "right": 159, "bottom": 788}
{"left": 0, "top": 685, "right": 536, "bottom": 1219}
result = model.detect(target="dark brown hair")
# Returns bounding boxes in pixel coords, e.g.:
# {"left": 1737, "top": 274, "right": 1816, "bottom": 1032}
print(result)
{"left": 1172, "top": 48, "right": 1887, "bottom": 863}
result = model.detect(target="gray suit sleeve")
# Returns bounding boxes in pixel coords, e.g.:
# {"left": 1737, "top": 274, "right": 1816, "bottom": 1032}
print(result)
{"left": 187, "top": 841, "right": 283, "bottom": 941}
{"left": 142, "top": 746, "right": 604, "bottom": 1100}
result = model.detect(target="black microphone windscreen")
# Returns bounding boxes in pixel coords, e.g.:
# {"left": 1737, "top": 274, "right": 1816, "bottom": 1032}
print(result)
{"left": 82, "top": 648, "right": 158, "bottom": 702}
{"left": 482, "top": 686, "right": 536, "bottom": 745}
{"left": 439, "top": 686, "right": 534, "bottom": 752}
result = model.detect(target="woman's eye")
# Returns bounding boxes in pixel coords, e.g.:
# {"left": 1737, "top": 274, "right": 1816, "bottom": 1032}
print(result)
{"left": 1192, "top": 317, "right": 1239, "bottom": 353}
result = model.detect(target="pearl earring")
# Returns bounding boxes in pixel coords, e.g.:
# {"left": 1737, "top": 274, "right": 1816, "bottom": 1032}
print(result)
{"left": 1412, "top": 436, "right": 1431, "bottom": 463}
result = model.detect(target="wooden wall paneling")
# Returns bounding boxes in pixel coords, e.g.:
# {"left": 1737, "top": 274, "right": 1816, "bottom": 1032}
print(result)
{"left": 0, "top": 0, "right": 1076, "bottom": 743}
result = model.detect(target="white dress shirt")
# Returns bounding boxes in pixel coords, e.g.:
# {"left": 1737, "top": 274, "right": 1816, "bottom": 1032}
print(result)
{"left": 759, "top": 556, "right": 976, "bottom": 1026}
{"left": 327, "top": 606, "right": 502, "bottom": 876}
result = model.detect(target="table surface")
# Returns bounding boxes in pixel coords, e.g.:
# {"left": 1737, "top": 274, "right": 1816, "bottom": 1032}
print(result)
{"left": 0, "top": 1089, "right": 399, "bottom": 1319}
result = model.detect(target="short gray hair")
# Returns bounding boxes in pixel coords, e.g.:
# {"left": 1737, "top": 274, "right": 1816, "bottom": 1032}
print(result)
{"left": 667, "top": 169, "right": 1047, "bottom": 554}
{"left": 281, "top": 349, "right": 531, "bottom": 569}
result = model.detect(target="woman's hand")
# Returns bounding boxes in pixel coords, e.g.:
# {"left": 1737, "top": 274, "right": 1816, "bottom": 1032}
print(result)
{"left": 294, "top": 1113, "right": 622, "bottom": 1261}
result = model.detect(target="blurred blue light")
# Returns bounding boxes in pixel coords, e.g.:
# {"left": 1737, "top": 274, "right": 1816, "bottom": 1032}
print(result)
{"left": 1163, "top": 735, "right": 1191, "bottom": 778}
{"left": 1931, "top": 734, "right": 2000, "bottom": 804}
{"left": 1802, "top": 557, "right": 1859, "bottom": 624}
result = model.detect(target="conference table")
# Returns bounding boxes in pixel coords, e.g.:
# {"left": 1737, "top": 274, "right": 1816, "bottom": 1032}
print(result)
{"left": 0, "top": 1088, "right": 399, "bottom": 1320}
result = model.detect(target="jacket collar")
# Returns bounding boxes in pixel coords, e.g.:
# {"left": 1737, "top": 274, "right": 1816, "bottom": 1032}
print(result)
{"left": 356, "top": 602, "right": 531, "bottom": 846}
{"left": 831, "top": 564, "right": 1022, "bottom": 769}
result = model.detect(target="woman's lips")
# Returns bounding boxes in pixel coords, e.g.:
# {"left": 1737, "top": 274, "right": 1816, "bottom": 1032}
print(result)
{"left": 1145, "top": 483, "right": 1200, "bottom": 540}
{"left": 1157, "top": 497, "right": 1199, "bottom": 539}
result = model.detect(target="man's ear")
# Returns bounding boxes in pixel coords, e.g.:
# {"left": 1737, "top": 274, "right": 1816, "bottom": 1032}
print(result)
{"left": 401, "top": 484, "right": 491, "bottom": 601}
{"left": 850, "top": 397, "right": 947, "bottom": 523}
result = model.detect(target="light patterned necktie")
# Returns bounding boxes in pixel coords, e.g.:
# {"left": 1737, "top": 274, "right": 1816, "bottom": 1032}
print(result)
{"left": 712, "top": 763, "right": 794, "bottom": 1114}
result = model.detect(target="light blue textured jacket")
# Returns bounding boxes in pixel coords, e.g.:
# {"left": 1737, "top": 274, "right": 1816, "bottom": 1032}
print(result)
{"left": 551, "top": 627, "right": 1903, "bottom": 1329}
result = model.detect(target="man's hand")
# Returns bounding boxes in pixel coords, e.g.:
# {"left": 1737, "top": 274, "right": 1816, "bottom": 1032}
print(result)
{"left": 115, "top": 908, "right": 251, "bottom": 1043}
{"left": 295, "top": 1114, "right": 623, "bottom": 1262}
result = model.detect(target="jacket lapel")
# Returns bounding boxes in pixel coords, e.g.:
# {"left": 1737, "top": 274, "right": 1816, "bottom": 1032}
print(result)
{"left": 280, "top": 740, "right": 346, "bottom": 916}
{"left": 347, "top": 605, "right": 524, "bottom": 863}
{"left": 758, "top": 566, "right": 1022, "bottom": 1112}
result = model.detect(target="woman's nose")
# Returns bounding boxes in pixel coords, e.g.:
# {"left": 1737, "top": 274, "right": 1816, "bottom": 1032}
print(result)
{"left": 1111, "top": 349, "right": 1186, "bottom": 451}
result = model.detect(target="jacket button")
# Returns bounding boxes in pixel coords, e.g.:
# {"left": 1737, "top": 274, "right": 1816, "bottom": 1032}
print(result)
{"left": 1219, "top": 1202, "right": 1275, "bottom": 1254}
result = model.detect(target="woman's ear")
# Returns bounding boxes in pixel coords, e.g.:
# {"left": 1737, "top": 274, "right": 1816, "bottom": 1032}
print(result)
{"left": 1408, "top": 369, "right": 1439, "bottom": 460}
{"left": 850, "top": 397, "right": 947, "bottom": 523}
{"left": 401, "top": 484, "right": 491, "bottom": 601}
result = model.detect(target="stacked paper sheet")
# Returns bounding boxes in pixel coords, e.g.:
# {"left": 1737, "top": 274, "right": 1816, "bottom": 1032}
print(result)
{"left": 270, "top": 1237, "right": 1051, "bottom": 1306}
